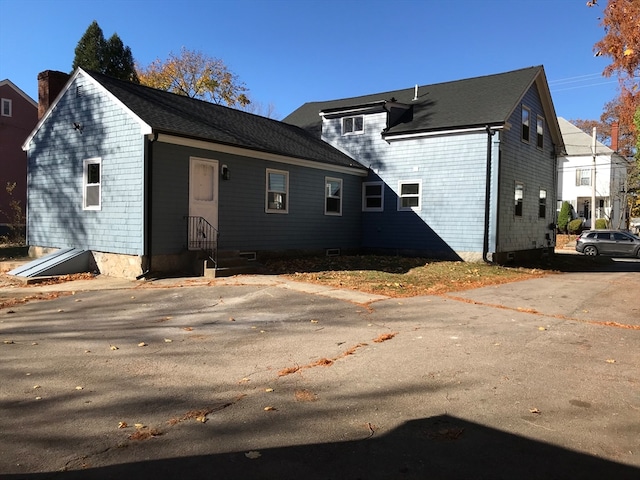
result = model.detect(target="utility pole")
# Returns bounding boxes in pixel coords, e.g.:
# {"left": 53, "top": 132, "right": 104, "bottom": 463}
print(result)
{"left": 591, "top": 127, "right": 597, "bottom": 230}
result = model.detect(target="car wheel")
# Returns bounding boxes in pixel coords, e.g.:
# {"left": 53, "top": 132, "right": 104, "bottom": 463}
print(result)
{"left": 583, "top": 245, "right": 598, "bottom": 256}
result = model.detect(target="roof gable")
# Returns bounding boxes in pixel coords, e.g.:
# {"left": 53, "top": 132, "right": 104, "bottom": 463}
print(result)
{"left": 0, "top": 79, "right": 37, "bottom": 107}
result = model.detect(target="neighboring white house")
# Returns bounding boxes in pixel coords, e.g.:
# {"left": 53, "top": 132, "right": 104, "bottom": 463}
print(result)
{"left": 557, "top": 117, "right": 632, "bottom": 229}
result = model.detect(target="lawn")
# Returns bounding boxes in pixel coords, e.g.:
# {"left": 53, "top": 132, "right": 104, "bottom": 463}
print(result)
{"left": 263, "top": 255, "right": 551, "bottom": 297}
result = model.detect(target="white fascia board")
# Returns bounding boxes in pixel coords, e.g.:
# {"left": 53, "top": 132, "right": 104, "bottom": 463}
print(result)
{"left": 155, "top": 133, "right": 368, "bottom": 176}
{"left": 384, "top": 125, "right": 504, "bottom": 142}
{"left": 22, "top": 68, "right": 151, "bottom": 151}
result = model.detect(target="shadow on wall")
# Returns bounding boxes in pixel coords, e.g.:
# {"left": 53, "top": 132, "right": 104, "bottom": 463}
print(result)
{"left": 9, "top": 415, "right": 638, "bottom": 479}
{"left": 361, "top": 179, "right": 463, "bottom": 260}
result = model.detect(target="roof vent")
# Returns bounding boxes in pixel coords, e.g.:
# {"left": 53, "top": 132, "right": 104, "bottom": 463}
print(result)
{"left": 413, "top": 84, "right": 418, "bottom": 101}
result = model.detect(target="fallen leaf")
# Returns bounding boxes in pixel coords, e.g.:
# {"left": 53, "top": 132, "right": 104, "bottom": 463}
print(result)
{"left": 245, "top": 451, "right": 261, "bottom": 459}
{"left": 373, "top": 332, "right": 397, "bottom": 343}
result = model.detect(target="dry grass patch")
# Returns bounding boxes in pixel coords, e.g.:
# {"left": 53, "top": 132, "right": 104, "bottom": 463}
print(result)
{"left": 265, "top": 256, "right": 548, "bottom": 298}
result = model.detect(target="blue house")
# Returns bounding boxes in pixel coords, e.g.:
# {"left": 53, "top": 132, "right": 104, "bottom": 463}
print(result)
{"left": 22, "top": 66, "right": 563, "bottom": 279}
{"left": 22, "top": 69, "right": 367, "bottom": 278}
{"left": 285, "top": 65, "right": 564, "bottom": 263}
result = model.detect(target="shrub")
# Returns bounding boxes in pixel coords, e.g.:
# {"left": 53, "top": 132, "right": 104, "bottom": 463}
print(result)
{"left": 568, "top": 219, "right": 584, "bottom": 234}
{"left": 557, "top": 201, "right": 572, "bottom": 233}
{"left": 0, "top": 182, "right": 26, "bottom": 245}
{"left": 595, "top": 218, "right": 607, "bottom": 229}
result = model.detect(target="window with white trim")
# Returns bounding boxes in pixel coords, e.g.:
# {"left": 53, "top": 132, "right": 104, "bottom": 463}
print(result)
{"left": 83, "top": 158, "right": 102, "bottom": 210}
{"left": 521, "top": 105, "right": 530, "bottom": 143}
{"left": 342, "top": 115, "right": 364, "bottom": 135}
{"left": 576, "top": 169, "right": 591, "bottom": 186}
{"left": 536, "top": 115, "right": 545, "bottom": 149}
{"left": 539, "top": 189, "right": 546, "bottom": 218}
{"left": 362, "top": 181, "right": 384, "bottom": 211}
{"left": 398, "top": 180, "right": 421, "bottom": 211}
{"left": 325, "top": 177, "right": 342, "bottom": 215}
{"left": 515, "top": 182, "right": 524, "bottom": 217}
{"left": 266, "top": 169, "right": 288, "bottom": 213}
{"left": 1, "top": 98, "right": 11, "bottom": 117}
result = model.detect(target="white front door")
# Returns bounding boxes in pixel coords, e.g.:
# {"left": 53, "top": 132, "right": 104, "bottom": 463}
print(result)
{"left": 189, "top": 157, "right": 219, "bottom": 241}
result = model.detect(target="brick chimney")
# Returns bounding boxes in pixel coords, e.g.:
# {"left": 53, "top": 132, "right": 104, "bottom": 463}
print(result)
{"left": 610, "top": 121, "right": 619, "bottom": 152}
{"left": 37, "top": 70, "right": 70, "bottom": 119}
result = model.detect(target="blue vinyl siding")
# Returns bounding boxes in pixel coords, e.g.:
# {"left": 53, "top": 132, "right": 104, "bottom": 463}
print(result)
{"left": 151, "top": 143, "right": 362, "bottom": 254}
{"left": 360, "top": 132, "right": 489, "bottom": 258}
{"left": 27, "top": 72, "right": 145, "bottom": 254}
{"left": 496, "top": 84, "right": 556, "bottom": 252}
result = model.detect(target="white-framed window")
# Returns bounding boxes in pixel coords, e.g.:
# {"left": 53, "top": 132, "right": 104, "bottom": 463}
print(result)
{"left": 266, "top": 169, "right": 289, "bottom": 213}
{"left": 362, "top": 181, "right": 384, "bottom": 212}
{"left": 539, "top": 189, "right": 546, "bottom": 218}
{"left": 515, "top": 182, "right": 524, "bottom": 217}
{"left": 325, "top": 177, "right": 342, "bottom": 215}
{"left": 576, "top": 169, "right": 591, "bottom": 186}
{"left": 83, "top": 157, "right": 102, "bottom": 210}
{"left": 521, "top": 105, "right": 530, "bottom": 143}
{"left": 398, "top": 180, "right": 421, "bottom": 211}
{"left": 342, "top": 115, "right": 364, "bottom": 135}
{"left": 1, "top": 98, "right": 11, "bottom": 117}
{"left": 536, "top": 115, "right": 545, "bottom": 149}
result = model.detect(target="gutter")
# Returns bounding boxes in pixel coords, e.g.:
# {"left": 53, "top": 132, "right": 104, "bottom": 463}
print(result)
{"left": 483, "top": 126, "right": 496, "bottom": 263}
{"left": 136, "top": 133, "right": 157, "bottom": 280}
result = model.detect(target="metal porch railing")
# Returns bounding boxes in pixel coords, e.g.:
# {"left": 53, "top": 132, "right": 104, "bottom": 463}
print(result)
{"left": 186, "top": 216, "right": 219, "bottom": 269}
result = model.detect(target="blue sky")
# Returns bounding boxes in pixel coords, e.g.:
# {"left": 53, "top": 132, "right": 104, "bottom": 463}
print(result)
{"left": 0, "top": 0, "right": 617, "bottom": 121}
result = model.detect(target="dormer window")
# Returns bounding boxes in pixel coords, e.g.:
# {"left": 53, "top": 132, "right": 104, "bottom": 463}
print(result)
{"left": 342, "top": 116, "right": 364, "bottom": 135}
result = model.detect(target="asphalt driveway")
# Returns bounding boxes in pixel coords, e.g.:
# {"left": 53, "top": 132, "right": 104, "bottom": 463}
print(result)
{"left": 1, "top": 257, "right": 639, "bottom": 479}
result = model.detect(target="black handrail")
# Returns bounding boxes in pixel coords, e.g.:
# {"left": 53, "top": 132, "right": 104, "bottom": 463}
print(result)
{"left": 185, "top": 216, "right": 218, "bottom": 269}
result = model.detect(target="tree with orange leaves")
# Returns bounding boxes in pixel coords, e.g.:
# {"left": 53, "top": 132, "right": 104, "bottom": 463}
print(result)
{"left": 137, "top": 47, "right": 250, "bottom": 108}
{"left": 590, "top": 0, "right": 639, "bottom": 146}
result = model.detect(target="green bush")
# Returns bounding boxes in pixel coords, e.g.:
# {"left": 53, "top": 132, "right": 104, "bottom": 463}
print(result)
{"left": 594, "top": 218, "right": 607, "bottom": 229}
{"left": 557, "top": 201, "right": 572, "bottom": 233}
{"left": 568, "top": 219, "right": 584, "bottom": 234}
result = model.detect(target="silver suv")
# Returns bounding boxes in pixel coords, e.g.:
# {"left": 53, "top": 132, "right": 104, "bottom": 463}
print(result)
{"left": 575, "top": 230, "right": 640, "bottom": 257}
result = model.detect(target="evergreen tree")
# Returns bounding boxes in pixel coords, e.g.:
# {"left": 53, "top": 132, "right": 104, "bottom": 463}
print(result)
{"left": 72, "top": 21, "right": 139, "bottom": 83}
{"left": 557, "top": 201, "right": 572, "bottom": 234}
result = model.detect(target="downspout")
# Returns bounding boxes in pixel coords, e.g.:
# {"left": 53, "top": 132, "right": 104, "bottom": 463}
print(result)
{"left": 136, "top": 133, "right": 157, "bottom": 280}
{"left": 483, "top": 126, "right": 496, "bottom": 263}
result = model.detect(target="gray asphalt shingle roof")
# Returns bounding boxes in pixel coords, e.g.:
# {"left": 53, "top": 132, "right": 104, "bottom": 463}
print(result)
{"left": 284, "top": 66, "right": 544, "bottom": 137}
{"left": 87, "top": 70, "right": 365, "bottom": 171}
